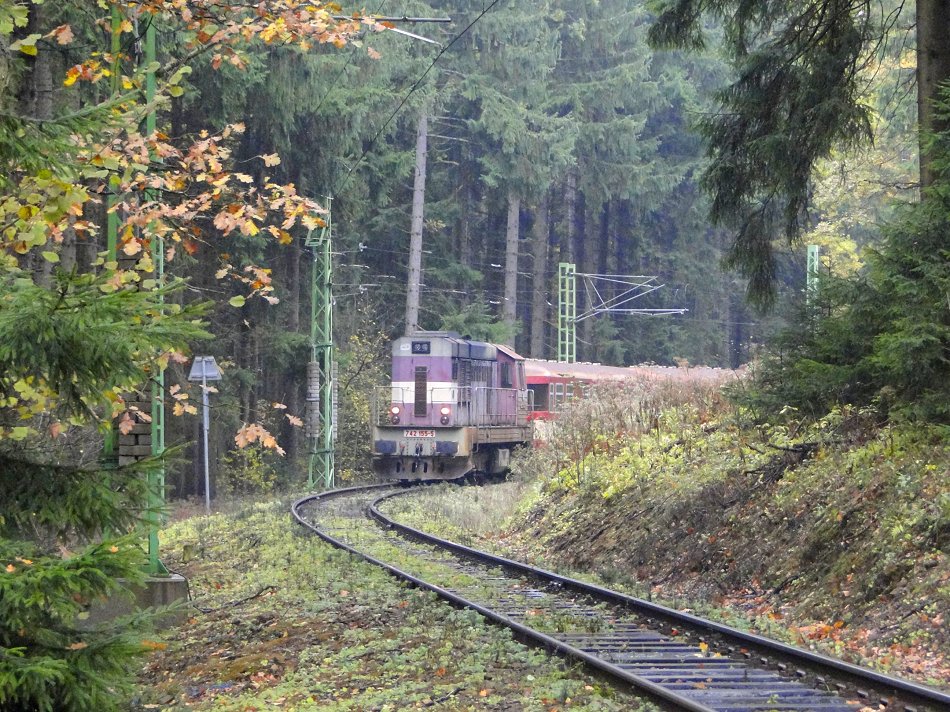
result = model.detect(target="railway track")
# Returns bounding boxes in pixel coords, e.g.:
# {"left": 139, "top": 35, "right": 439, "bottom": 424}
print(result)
{"left": 292, "top": 483, "right": 950, "bottom": 712}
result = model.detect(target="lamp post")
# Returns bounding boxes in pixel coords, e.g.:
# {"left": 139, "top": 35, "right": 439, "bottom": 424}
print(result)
{"left": 187, "top": 356, "right": 222, "bottom": 512}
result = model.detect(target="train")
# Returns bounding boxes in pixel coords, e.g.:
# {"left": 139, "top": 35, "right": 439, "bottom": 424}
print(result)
{"left": 370, "top": 331, "right": 735, "bottom": 482}
{"left": 370, "top": 331, "right": 532, "bottom": 480}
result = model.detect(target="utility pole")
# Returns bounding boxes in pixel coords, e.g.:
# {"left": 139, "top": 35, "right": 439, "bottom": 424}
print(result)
{"left": 306, "top": 203, "right": 334, "bottom": 490}
{"left": 405, "top": 110, "right": 428, "bottom": 335}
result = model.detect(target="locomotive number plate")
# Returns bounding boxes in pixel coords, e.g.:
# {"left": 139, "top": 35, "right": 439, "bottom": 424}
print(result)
{"left": 404, "top": 429, "right": 435, "bottom": 438}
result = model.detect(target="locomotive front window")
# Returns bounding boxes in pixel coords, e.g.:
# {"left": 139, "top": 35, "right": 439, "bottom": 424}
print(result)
{"left": 500, "top": 363, "right": 512, "bottom": 388}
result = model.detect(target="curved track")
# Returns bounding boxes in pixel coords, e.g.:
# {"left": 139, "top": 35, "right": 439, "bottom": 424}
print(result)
{"left": 292, "top": 484, "right": 950, "bottom": 712}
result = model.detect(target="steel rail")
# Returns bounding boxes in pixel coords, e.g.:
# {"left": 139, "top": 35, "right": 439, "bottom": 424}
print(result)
{"left": 291, "top": 485, "right": 716, "bottom": 712}
{"left": 368, "top": 488, "right": 950, "bottom": 712}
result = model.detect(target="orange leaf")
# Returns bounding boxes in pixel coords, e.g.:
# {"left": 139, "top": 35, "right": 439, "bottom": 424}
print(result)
{"left": 479, "top": 689, "right": 489, "bottom": 697}
{"left": 68, "top": 642, "right": 88, "bottom": 650}
{"left": 118, "top": 413, "right": 135, "bottom": 435}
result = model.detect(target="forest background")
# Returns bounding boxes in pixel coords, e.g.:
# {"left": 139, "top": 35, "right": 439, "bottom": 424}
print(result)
{"left": 124, "top": 0, "right": 919, "bottom": 495}
{"left": 0, "top": 0, "right": 926, "bottom": 498}
{"left": 0, "top": 1, "right": 941, "bottom": 709}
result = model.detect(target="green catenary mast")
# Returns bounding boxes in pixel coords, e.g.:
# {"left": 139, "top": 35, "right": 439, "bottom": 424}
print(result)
{"left": 306, "top": 203, "right": 334, "bottom": 490}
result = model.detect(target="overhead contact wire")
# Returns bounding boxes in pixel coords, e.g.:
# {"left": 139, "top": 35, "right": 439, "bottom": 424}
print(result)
{"left": 333, "top": 0, "right": 504, "bottom": 196}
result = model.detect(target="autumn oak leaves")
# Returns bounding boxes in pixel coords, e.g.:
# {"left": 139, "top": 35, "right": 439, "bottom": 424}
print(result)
{"left": 1, "top": 1, "right": 385, "bottom": 451}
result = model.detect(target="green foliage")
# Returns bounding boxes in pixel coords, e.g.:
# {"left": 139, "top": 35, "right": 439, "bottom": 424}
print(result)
{"left": 439, "top": 301, "right": 517, "bottom": 344}
{"left": 0, "top": 536, "right": 151, "bottom": 712}
{"left": 334, "top": 327, "right": 389, "bottom": 482}
{"left": 0, "top": 270, "right": 208, "bottom": 421}
{"left": 217, "top": 444, "right": 278, "bottom": 496}
{"left": 741, "top": 87, "right": 950, "bottom": 423}
{"left": 649, "top": 0, "right": 899, "bottom": 307}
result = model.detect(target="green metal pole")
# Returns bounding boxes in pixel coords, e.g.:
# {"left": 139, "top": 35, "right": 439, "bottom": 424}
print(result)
{"left": 144, "top": 15, "right": 166, "bottom": 576}
{"left": 806, "top": 244, "right": 819, "bottom": 305}
{"left": 558, "top": 262, "right": 576, "bottom": 363}
{"left": 102, "top": 6, "right": 123, "bottom": 467}
{"left": 306, "top": 203, "right": 334, "bottom": 490}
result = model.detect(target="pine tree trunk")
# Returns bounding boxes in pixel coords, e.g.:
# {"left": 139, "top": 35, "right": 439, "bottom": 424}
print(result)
{"left": 563, "top": 171, "right": 577, "bottom": 264}
{"left": 503, "top": 190, "right": 520, "bottom": 345}
{"left": 405, "top": 110, "right": 428, "bottom": 335}
{"left": 579, "top": 198, "right": 596, "bottom": 362}
{"left": 457, "top": 147, "right": 474, "bottom": 272}
{"left": 917, "top": 0, "right": 950, "bottom": 189}
{"left": 530, "top": 194, "right": 550, "bottom": 358}
{"left": 21, "top": 2, "right": 55, "bottom": 285}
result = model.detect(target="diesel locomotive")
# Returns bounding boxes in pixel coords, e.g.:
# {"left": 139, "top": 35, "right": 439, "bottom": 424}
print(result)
{"left": 371, "top": 331, "right": 533, "bottom": 481}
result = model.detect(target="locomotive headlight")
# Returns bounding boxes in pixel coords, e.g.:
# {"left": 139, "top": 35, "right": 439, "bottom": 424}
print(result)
{"left": 439, "top": 405, "right": 450, "bottom": 425}
{"left": 390, "top": 406, "right": 400, "bottom": 425}
{"left": 390, "top": 405, "right": 401, "bottom": 415}
{"left": 439, "top": 406, "right": 451, "bottom": 416}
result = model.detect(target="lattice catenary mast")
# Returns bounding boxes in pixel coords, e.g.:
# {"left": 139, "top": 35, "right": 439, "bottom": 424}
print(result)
{"left": 557, "top": 262, "right": 687, "bottom": 364}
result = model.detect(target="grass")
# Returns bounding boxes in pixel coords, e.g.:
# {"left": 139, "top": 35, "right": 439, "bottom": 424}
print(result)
{"left": 382, "top": 405, "right": 950, "bottom": 690}
{"left": 132, "top": 499, "right": 657, "bottom": 711}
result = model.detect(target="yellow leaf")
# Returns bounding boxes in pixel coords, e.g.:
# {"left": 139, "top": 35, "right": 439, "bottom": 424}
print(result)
{"left": 68, "top": 642, "right": 88, "bottom": 650}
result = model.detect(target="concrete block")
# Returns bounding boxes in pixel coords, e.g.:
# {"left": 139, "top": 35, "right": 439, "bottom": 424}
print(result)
{"left": 120, "top": 444, "right": 153, "bottom": 457}
{"left": 82, "top": 575, "right": 190, "bottom": 630}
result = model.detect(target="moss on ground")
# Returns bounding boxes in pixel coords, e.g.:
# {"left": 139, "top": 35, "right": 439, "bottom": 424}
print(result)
{"left": 387, "top": 410, "right": 950, "bottom": 689}
{"left": 132, "top": 500, "right": 654, "bottom": 711}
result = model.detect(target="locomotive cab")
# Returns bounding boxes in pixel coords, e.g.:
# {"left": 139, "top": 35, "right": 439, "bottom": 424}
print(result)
{"left": 371, "top": 331, "right": 532, "bottom": 481}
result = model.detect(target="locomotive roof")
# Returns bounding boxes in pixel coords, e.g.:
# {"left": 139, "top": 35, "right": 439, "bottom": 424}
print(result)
{"left": 397, "top": 332, "right": 526, "bottom": 361}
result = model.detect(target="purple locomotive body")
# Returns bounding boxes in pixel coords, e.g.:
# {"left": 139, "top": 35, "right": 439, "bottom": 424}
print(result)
{"left": 371, "top": 331, "right": 533, "bottom": 480}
